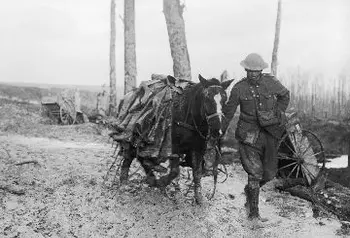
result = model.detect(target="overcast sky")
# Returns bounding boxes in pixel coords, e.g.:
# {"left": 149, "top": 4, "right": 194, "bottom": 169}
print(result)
{"left": 0, "top": 0, "right": 349, "bottom": 87}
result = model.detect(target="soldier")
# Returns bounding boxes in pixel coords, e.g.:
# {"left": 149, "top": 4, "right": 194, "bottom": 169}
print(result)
{"left": 223, "top": 53, "right": 290, "bottom": 222}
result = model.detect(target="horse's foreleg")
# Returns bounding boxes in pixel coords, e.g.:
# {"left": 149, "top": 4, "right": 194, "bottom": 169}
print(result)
{"left": 119, "top": 144, "right": 135, "bottom": 184}
{"left": 139, "top": 158, "right": 156, "bottom": 187}
{"left": 192, "top": 151, "right": 203, "bottom": 205}
{"left": 209, "top": 147, "right": 221, "bottom": 200}
{"left": 168, "top": 156, "right": 180, "bottom": 181}
{"left": 157, "top": 156, "right": 180, "bottom": 187}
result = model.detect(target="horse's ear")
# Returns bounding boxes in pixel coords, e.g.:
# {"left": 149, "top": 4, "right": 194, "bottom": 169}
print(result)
{"left": 198, "top": 74, "right": 208, "bottom": 86}
{"left": 166, "top": 75, "right": 176, "bottom": 87}
{"left": 221, "top": 79, "right": 235, "bottom": 90}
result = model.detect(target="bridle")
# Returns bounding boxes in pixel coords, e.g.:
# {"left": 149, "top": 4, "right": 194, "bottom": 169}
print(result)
{"left": 206, "top": 112, "right": 225, "bottom": 121}
{"left": 176, "top": 85, "right": 225, "bottom": 140}
{"left": 203, "top": 85, "right": 225, "bottom": 132}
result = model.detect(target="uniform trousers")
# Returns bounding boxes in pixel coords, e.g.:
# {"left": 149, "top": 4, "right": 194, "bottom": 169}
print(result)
{"left": 239, "top": 129, "right": 279, "bottom": 184}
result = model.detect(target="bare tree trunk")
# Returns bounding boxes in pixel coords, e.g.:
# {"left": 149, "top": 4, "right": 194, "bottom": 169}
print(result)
{"left": 271, "top": 0, "right": 282, "bottom": 76}
{"left": 109, "top": 0, "right": 117, "bottom": 116}
{"left": 338, "top": 78, "right": 341, "bottom": 119}
{"left": 163, "top": 0, "right": 191, "bottom": 80}
{"left": 124, "top": 0, "right": 137, "bottom": 94}
{"left": 311, "top": 79, "right": 316, "bottom": 118}
{"left": 348, "top": 138, "right": 350, "bottom": 169}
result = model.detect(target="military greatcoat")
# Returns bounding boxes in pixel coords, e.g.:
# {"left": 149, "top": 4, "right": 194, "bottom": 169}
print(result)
{"left": 224, "top": 73, "right": 290, "bottom": 182}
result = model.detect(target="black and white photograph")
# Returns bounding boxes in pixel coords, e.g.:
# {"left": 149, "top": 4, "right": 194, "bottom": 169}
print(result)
{"left": 0, "top": 0, "right": 349, "bottom": 237}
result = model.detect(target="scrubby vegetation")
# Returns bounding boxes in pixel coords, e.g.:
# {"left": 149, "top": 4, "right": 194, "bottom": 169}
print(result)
{"left": 300, "top": 117, "right": 350, "bottom": 156}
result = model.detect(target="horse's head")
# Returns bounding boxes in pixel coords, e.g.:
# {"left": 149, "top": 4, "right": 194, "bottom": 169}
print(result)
{"left": 198, "top": 74, "right": 227, "bottom": 139}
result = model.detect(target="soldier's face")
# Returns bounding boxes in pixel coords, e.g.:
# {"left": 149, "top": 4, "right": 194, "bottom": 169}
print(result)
{"left": 246, "top": 70, "right": 262, "bottom": 80}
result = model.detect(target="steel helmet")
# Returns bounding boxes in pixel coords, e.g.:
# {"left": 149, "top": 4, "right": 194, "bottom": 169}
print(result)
{"left": 240, "top": 53, "right": 268, "bottom": 71}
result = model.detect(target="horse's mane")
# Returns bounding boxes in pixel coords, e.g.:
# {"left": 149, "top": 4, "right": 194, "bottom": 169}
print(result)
{"left": 183, "top": 78, "right": 221, "bottom": 103}
{"left": 173, "top": 78, "right": 221, "bottom": 123}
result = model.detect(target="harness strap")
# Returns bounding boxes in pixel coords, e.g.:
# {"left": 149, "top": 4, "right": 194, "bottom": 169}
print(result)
{"left": 206, "top": 112, "right": 225, "bottom": 121}
{"left": 175, "top": 121, "right": 196, "bottom": 131}
{"left": 176, "top": 84, "right": 224, "bottom": 139}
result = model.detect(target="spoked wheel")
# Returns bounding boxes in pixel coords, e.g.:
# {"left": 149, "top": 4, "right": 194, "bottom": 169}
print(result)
{"left": 277, "top": 129, "right": 325, "bottom": 186}
{"left": 60, "top": 106, "right": 75, "bottom": 125}
{"left": 60, "top": 100, "right": 76, "bottom": 125}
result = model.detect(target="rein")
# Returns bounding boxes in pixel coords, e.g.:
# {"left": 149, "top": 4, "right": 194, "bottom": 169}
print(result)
{"left": 206, "top": 112, "right": 225, "bottom": 121}
{"left": 175, "top": 85, "right": 224, "bottom": 139}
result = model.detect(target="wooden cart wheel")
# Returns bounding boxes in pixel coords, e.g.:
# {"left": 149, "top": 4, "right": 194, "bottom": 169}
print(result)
{"left": 277, "top": 129, "right": 325, "bottom": 186}
{"left": 60, "top": 99, "right": 77, "bottom": 125}
{"left": 60, "top": 106, "right": 74, "bottom": 125}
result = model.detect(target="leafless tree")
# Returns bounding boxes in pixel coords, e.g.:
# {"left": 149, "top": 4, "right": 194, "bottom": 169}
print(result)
{"left": 163, "top": 0, "right": 192, "bottom": 80}
{"left": 109, "top": 0, "right": 117, "bottom": 115}
{"left": 271, "top": 0, "right": 282, "bottom": 76}
{"left": 124, "top": 0, "right": 137, "bottom": 94}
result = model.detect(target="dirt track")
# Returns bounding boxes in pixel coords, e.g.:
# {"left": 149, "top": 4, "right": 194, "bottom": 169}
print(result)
{"left": 0, "top": 127, "right": 345, "bottom": 238}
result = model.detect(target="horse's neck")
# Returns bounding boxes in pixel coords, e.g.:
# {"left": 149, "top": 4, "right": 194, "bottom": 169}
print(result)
{"left": 174, "top": 84, "right": 205, "bottom": 126}
{"left": 186, "top": 92, "right": 205, "bottom": 126}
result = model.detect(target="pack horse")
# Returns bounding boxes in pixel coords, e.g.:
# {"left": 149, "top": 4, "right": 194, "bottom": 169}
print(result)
{"left": 109, "top": 74, "right": 227, "bottom": 204}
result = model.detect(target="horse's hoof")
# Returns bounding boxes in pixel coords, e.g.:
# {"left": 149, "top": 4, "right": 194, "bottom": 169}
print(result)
{"left": 195, "top": 194, "right": 203, "bottom": 205}
{"left": 195, "top": 198, "right": 203, "bottom": 205}
{"left": 247, "top": 217, "right": 269, "bottom": 230}
{"left": 119, "top": 184, "right": 131, "bottom": 192}
{"left": 119, "top": 178, "right": 128, "bottom": 185}
{"left": 146, "top": 176, "right": 157, "bottom": 187}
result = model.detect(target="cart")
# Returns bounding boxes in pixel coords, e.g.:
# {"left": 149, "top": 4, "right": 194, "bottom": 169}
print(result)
{"left": 41, "top": 95, "right": 78, "bottom": 125}
{"left": 277, "top": 112, "right": 326, "bottom": 185}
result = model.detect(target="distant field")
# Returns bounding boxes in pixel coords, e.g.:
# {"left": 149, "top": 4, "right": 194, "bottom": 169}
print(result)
{"left": 0, "top": 81, "right": 106, "bottom": 92}
{"left": 0, "top": 82, "right": 124, "bottom": 115}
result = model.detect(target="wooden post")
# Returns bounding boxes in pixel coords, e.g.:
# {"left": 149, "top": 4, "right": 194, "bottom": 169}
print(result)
{"left": 163, "top": 0, "right": 192, "bottom": 80}
{"left": 109, "top": 0, "right": 117, "bottom": 116}
{"left": 338, "top": 78, "right": 341, "bottom": 119}
{"left": 124, "top": 0, "right": 137, "bottom": 94}
{"left": 271, "top": 0, "right": 282, "bottom": 76}
{"left": 311, "top": 79, "right": 315, "bottom": 119}
{"left": 348, "top": 136, "right": 350, "bottom": 169}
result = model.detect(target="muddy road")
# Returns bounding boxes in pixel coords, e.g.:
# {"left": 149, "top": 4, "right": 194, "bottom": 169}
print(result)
{"left": 0, "top": 126, "right": 344, "bottom": 237}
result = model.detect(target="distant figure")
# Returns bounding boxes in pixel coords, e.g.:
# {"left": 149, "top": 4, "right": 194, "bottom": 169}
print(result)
{"left": 223, "top": 53, "right": 290, "bottom": 224}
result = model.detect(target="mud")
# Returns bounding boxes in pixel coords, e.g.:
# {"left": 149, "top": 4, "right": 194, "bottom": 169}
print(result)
{"left": 0, "top": 130, "right": 343, "bottom": 238}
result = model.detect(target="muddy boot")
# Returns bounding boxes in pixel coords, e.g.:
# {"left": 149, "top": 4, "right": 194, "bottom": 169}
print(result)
{"left": 248, "top": 183, "right": 268, "bottom": 223}
{"left": 247, "top": 186, "right": 268, "bottom": 230}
